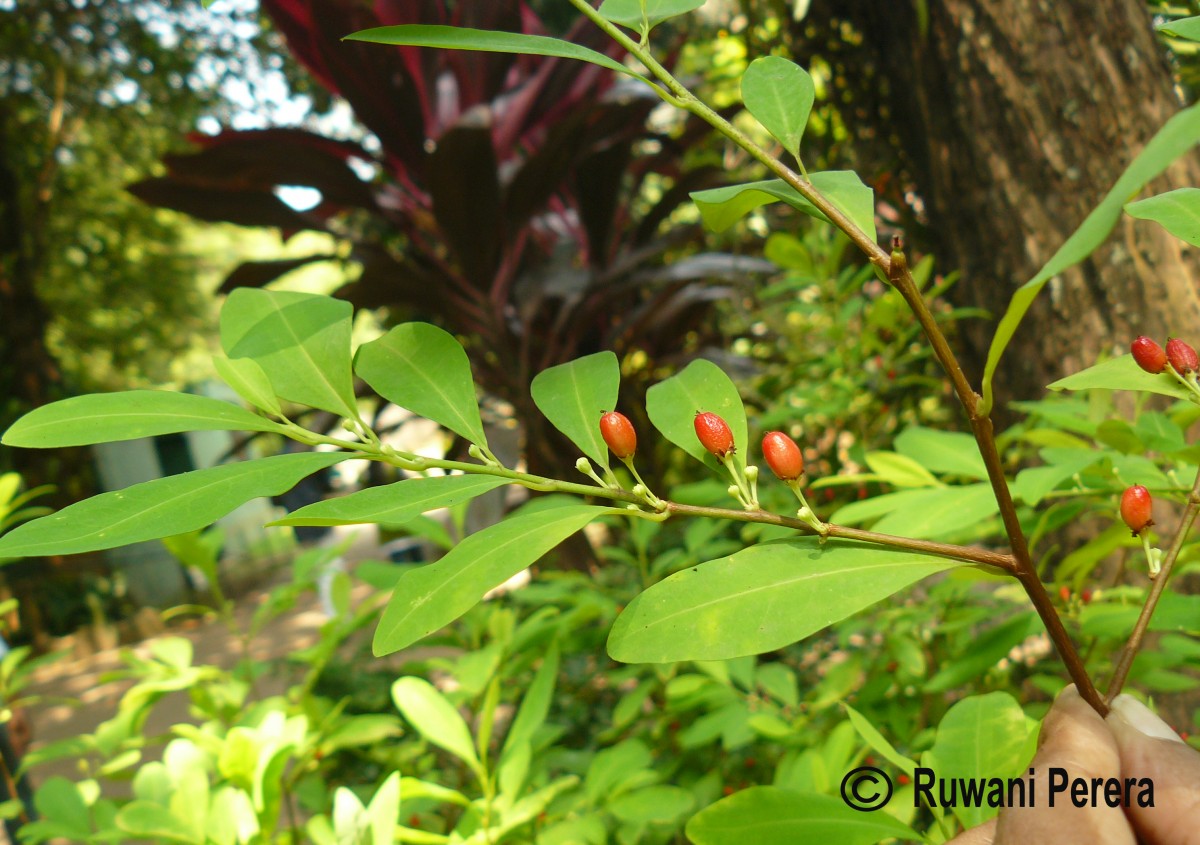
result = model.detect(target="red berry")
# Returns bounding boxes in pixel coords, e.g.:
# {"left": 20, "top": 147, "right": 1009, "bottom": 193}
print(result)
{"left": 1130, "top": 336, "right": 1167, "bottom": 374}
{"left": 761, "top": 431, "right": 804, "bottom": 480}
{"left": 1167, "top": 338, "right": 1199, "bottom": 374}
{"left": 1120, "top": 485, "right": 1153, "bottom": 535}
{"left": 599, "top": 411, "right": 637, "bottom": 459}
{"left": 694, "top": 412, "right": 734, "bottom": 458}
{"left": 1059, "top": 585, "right": 1071, "bottom": 602}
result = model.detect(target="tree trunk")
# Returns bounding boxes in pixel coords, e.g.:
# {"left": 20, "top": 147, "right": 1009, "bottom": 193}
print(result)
{"left": 797, "top": 0, "right": 1200, "bottom": 410}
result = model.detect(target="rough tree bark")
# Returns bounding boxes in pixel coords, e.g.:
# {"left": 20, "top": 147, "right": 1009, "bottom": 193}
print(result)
{"left": 795, "top": 0, "right": 1200, "bottom": 410}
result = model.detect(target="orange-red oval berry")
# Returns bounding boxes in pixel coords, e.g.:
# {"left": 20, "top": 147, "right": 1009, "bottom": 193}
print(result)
{"left": 694, "top": 412, "right": 734, "bottom": 458}
{"left": 761, "top": 431, "right": 804, "bottom": 481}
{"left": 1166, "top": 338, "right": 1199, "bottom": 374}
{"left": 1120, "top": 485, "right": 1153, "bottom": 535}
{"left": 599, "top": 411, "right": 637, "bottom": 459}
{"left": 1130, "top": 336, "right": 1167, "bottom": 374}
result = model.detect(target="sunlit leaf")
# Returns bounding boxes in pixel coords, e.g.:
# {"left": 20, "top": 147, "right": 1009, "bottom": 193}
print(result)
{"left": 690, "top": 171, "right": 876, "bottom": 243}
{"left": 373, "top": 504, "right": 608, "bottom": 655}
{"left": 597, "top": 0, "right": 706, "bottom": 33}
{"left": 608, "top": 539, "right": 964, "bottom": 662}
{"left": 1126, "top": 187, "right": 1200, "bottom": 246}
{"left": 0, "top": 453, "right": 344, "bottom": 558}
{"left": 355, "top": 323, "right": 488, "bottom": 447}
{"left": 531, "top": 352, "right": 620, "bottom": 470}
{"left": 212, "top": 356, "right": 282, "bottom": 416}
{"left": 1048, "top": 355, "right": 1193, "bottom": 400}
{"left": 1157, "top": 15, "right": 1200, "bottom": 41}
{"left": 2, "top": 391, "right": 281, "bottom": 448}
{"left": 646, "top": 359, "right": 747, "bottom": 473}
{"left": 220, "top": 289, "right": 358, "bottom": 419}
{"left": 685, "top": 787, "right": 915, "bottom": 845}
{"left": 271, "top": 474, "right": 507, "bottom": 527}
{"left": 392, "top": 677, "right": 479, "bottom": 770}
{"left": 981, "top": 100, "right": 1200, "bottom": 414}
{"left": 742, "top": 56, "right": 814, "bottom": 161}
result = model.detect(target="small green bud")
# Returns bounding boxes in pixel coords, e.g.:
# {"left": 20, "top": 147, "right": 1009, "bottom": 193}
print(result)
{"left": 745, "top": 465, "right": 759, "bottom": 483}
{"left": 728, "top": 484, "right": 741, "bottom": 498}
{"left": 468, "top": 444, "right": 484, "bottom": 460}
{"left": 575, "top": 457, "right": 592, "bottom": 473}
{"left": 633, "top": 484, "right": 647, "bottom": 497}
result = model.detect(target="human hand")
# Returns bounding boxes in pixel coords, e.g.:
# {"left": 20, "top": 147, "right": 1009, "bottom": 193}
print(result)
{"left": 949, "top": 686, "right": 1200, "bottom": 845}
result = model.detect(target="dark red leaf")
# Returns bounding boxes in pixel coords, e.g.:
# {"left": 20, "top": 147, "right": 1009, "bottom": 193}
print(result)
{"left": 427, "top": 117, "right": 502, "bottom": 288}
{"left": 219, "top": 255, "right": 339, "bottom": 294}
{"left": 127, "top": 179, "right": 319, "bottom": 231}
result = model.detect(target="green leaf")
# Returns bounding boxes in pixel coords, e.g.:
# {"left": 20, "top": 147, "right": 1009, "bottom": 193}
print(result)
{"left": 608, "top": 785, "right": 694, "bottom": 824}
{"left": 33, "top": 777, "right": 92, "bottom": 840}
{"left": 1158, "top": 16, "right": 1200, "bottom": 42}
{"left": 742, "top": 56, "right": 814, "bottom": 161}
{"left": 355, "top": 323, "right": 488, "bottom": 447}
{"left": 863, "top": 451, "right": 941, "bottom": 488}
{"left": 212, "top": 355, "right": 282, "bottom": 416}
{"left": 220, "top": 289, "right": 358, "bottom": 418}
{"left": 368, "top": 773, "right": 401, "bottom": 845}
{"left": 531, "top": 352, "right": 620, "bottom": 470}
{"left": 684, "top": 787, "right": 915, "bottom": 845}
{"left": 690, "top": 171, "right": 876, "bottom": 243}
{"left": 1048, "top": 355, "right": 1193, "bottom": 400}
{"left": 1126, "top": 187, "right": 1200, "bottom": 246}
{"left": 271, "top": 474, "right": 507, "bottom": 527}
{"left": 894, "top": 427, "right": 987, "bottom": 479}
{"left": 0, "top": 452, "right": 344, "bottom": 558}
{"left": 922, "top": 693, "right": 1033, "bottom": 829}
{"left": 869, "top": 484, "right": 999, "bottom": 540}
{"left": 646, "top": 359, "right": 747, "bottom": 473}
{"left": 607, "top": 539, "right": 964, "bottom": 663}
{"left": 392, "top": 677, "right": 479, "bottom": 770}
{"left": 344, "top": 25, "right": 654, "bottom": 87}
{"left": 1011, "top": 449, "right": 1101, "bottom": 506}
{"left": 1, "top": 390, "right": 282, "bottom": 448}
{"left": 373, "top": 504, "right": 607, "bottom": 655}
{"left": 981, "top": 100, "right": 1200, "bottom": 414}
{"left": 843, "top": 705, "right": 916, "bottom": 776}
{"left": 597, "top": 0, "right": 705, "bottom": 32}
{"left": 501, "top": 644, "right": 560, "bottom": 763}
{"left": 117, "top": 801, "right": 202, "bottom": 844}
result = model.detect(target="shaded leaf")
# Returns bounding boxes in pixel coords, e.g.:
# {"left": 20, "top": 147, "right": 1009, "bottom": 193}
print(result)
{"left": 1158, "top": 16, "right": 1200, "bottom": 41}
{"left": 646, "top": 358, "right": 747, "bottom": 473}
{"left": 2, "top": 391, "right": 281, "bottom": 448}
{"left": 212, "top": 357, "right": 282, "bottom": 416}
{"left": 0, "top": 453, "right": 344, "bottom": 558}
{"left": 428, "top": 120, "right": 502, "bottom": 287}
{"left": 607, "top": 540, "right": 964, "bottom": 663}
{"left": 1048, "top": 355, "right": 1193, "bottom": 400}
{"left": 219, "top": 255, "right": 338, "bottom": 294}
{"left": 597, "top": 0, "right": 705, "bottom": 32}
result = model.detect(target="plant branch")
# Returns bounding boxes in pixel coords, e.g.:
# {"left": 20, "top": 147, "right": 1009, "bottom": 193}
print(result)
{"left": 1104, "top": 468, "right": 1200, "bottom": 703}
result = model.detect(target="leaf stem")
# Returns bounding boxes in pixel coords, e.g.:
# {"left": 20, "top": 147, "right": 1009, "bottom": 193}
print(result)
{"left": 1104, "top": 468, "right": 1200, "bottom": 703}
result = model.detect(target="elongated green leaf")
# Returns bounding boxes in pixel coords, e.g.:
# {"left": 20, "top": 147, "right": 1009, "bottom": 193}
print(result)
{"left": 355, "top": 323, "right": 488, "bottom": 447}
{"left": 742, "top": 56, "right": 814, "bottom": 161}
{"left": 598, "top": 0, "right": 705, "bottom": 33}
{"left": 501, "top": 644, "right": 560, "bottom": 762}
{"left": 685, "top": 787, "right": 915, "bottom": 845}
{"left": 271, "top": 474, "right": 507, "bottom": 527}
{"left": 609, "top": 785, "right": 694, "bottom": 824}
{"left": 981, "top": 100, "right": 1200, "bottom": 414}
{"left": 922, "top": 693, "right": 1033, "bottom": 829}
{"left": 373, "top": 504, "right": 607, "bottom": 655}
{"left": 531, "top": 352, "right": 619, "bottom": 470}
{"left": 863, "top": 451, "right": 940, "bottom": 488}
{"left": 2, "top": 391, "right": 282, "bottom": 448}
{"left": 220, "top": 289, "right": 358, "bottom": 418}
{"left": 1158, "top": 16, "right": 1200, "bottom": 41}
{"left": 869, "top": 483, "right": 998, "bottom": 541}
{"left": 690, "top": 171, "right": 876, "bottom": 243}
{"left": 1048, "top": 354, "right": 1193, "bottom": 400}
{"left": 213, "top": 356, "right": 282, "bottom": 416}
{"left": 344, "top": 25, "right": 654, "bottom": 87}
{"left": 646, "top": 359, "right": 747, "bottom": 473}
{"left": 894, "top": 427, "right": 987, "bottom": 479}
{"left": 608, "top": 540, "right": 963, "bottom": 663}
{"left": 1126, "top": 187, "right": 1200, "bottom": 246}
{"left": 392, "top": 677, "right": 479, "bottom": 770}
{"left": 843, "top": 704, "right": 917, "bottom": 777}
{"left": 117, "top": 801, "right": 202, "bottom": 844}
{"left": 0, "top": 452, "right": 344, "bottom": 558}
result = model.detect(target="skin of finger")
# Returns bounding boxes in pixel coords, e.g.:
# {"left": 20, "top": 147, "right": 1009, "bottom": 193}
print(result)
{"left": 1107, "top": 700, "right": 1200, "bottom": 845}
{"left": 944, "top": 816, "right": 995, "bottom": 845}
{"left": 993, "top": 687, "right": 1135, "bottom": 845}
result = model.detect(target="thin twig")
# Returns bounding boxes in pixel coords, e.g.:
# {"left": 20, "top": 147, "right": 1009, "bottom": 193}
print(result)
{"left": 1104, "top": 469, "right": 1200, "bottom": 703}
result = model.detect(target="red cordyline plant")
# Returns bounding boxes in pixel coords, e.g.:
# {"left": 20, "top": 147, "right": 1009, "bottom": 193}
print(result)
{"left": 130, "top": 0, "right": 767, "bottom": 478}
{"left": 8, "top": 1, "right": 1200, "bottom": 840}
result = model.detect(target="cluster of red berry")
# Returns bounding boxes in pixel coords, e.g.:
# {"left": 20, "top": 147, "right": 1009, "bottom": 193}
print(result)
{"left": 599, "top": 410, "right": 805, "bottom": 482}
{"left": 1131, "top": 335, "right": 1199, "bottom": 376}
